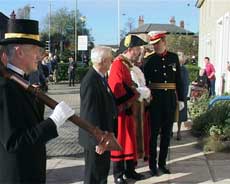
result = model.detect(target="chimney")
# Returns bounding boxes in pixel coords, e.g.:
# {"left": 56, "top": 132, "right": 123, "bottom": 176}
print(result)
{"left": 138, "top": 16, "right": 144, "bottom": 27}
{"left": 169, "top": 16, "right": 176, "bottom": 25}
{"left": 10, "top": 10, "right": 16, "bottom": 19}
{"left": 180, "top": 20, "right": 184, "bottom": 28}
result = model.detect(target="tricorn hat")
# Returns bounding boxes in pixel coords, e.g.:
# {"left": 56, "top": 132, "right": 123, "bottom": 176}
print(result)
{"left": 0, "top": 19, "right": 44, "bottom": 47}
{"left": 116, "top": 34, "right": 147, "bottom": 55}
{"left": 148, "top": 31, "right": 166, "bottom": 44}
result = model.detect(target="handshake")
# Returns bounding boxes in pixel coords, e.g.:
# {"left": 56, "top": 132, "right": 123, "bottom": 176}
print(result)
{"left": 49, "top": 101, "right": 75, "bottom": 128}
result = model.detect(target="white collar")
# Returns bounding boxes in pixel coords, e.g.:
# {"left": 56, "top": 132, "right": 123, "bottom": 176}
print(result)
{"left": 7, "top": 63, "right": 25, "bottom": 76}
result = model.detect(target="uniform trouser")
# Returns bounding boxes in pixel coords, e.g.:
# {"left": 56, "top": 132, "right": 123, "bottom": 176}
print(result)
{"left": 113, "top": 159, "right": 136, "bottom": 179}
{"left": 84, "top": 149, "right": 110, "bottom": 184}
{"left": 148, "top": 102, "right": 175, "bottom": 169}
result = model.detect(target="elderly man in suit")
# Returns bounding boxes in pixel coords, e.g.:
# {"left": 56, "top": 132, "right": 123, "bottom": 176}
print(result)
{"left": 79, "top": 46, "right": 117, "bottom": 184}
{"left": 0, "top": 19, "right": 75, "bottom": 184}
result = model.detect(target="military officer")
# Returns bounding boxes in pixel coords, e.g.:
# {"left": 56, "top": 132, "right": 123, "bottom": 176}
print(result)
{"left": 143, "top": 31, "right": 184, "bottom": 176}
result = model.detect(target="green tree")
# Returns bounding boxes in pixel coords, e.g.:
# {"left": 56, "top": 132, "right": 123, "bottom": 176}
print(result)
{"left": 166, "top": 34, "right": 198, "bottom": 59}
{"left": 41, "top": 8, "right": 93, "bottom": 60}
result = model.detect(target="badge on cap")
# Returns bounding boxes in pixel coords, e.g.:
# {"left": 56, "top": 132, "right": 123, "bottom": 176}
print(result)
{"left": 124, "top": 35, "right": 131, "bottom": 47}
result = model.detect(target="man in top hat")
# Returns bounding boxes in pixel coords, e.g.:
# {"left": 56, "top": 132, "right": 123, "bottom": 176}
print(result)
{"left": 143, "top": 31, "right": 184, "bottom": 176}
{"left": 108, "top": 34, "right": 147, "bottom": 184}
{"left": 0, "top": 19, "right": 75, "bottom": 183}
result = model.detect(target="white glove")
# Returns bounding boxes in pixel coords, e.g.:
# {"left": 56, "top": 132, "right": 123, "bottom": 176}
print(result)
{"left": 136, "top": 87, "right": 151, "bottom": 102}
{"left": 49, "top": 101, "right": 75, "bottom": 128}
{"left": 178, "top": 101, "right": 185, "bottom": 111}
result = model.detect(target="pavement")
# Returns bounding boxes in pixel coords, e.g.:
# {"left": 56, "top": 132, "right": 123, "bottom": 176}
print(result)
{"left": 45, "top": 83, "right": 230, "bottom": 184}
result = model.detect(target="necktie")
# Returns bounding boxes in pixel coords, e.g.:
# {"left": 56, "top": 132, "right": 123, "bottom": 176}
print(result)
{"left": 102, "top": 76, "right": 108, "bottom": 86}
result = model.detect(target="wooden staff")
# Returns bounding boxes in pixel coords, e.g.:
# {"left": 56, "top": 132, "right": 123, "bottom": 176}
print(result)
{"left": 0, "top": 62, "right": 122, "bottom": 151}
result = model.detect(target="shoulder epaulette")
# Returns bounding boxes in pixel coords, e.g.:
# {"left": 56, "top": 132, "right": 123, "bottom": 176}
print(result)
{"left": 144, "top": 51, "right": 155, "bottom": 58}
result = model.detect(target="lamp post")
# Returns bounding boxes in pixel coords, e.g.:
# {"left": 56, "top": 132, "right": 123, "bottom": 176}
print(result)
{"left": 75, "top": 0, "right": 78, "bottom": 61}
{"left": 80, "top": 16, "right": 86, "bottom": 63}
{"left": 49, "top": 0, "right": 51, "bottom": 54}
{"left": 117, "top": 0, "right": 120, "bottom": 45}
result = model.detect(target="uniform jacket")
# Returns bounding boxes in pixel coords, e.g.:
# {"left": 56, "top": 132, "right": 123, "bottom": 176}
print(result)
{"left": 0, "top": 70, "right": 58, "bottom": 184}
{"left": 144, "top": 51, "right": 184, "bottom": 109}
{"left": 79, "top": 67, "right": 117, "bottom": 149}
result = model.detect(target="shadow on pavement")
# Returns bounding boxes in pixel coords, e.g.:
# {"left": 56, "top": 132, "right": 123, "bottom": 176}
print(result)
{"left": 47, "top": 165, "right": 84, "bottom": 184}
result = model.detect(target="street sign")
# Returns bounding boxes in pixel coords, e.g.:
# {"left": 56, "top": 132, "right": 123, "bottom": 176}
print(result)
{"left": 78, "top": 35, "right": 88, "bottom": 51}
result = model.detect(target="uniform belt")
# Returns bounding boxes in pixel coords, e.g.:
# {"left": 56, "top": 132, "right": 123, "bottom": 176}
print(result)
{"left": 148, "top": 83, "right": 176, "bottom": 90}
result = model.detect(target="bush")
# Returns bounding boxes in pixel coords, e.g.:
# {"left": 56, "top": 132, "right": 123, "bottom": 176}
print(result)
{"left": 191, "top": 101, "right": 230, "bottom": 137}
{"left": 57, "top": 63, "right": 69, "bottom": 80}
{"left": 57, "top": 63, "right": 89, "bottom": 81}
{"left": 186, "top": 64, "right": 199, "bottom": 83}
{"left": 189, "top": 93, "right": 210, "bottom": 120}
{"left": 76, "top": 67, "right": 89, "bottom": 82}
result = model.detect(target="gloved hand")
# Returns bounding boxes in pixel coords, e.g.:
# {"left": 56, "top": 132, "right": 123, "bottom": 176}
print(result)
{"left": 178, "top": 101, "right": 185, "bottom": 111}
{"left": 136, "top": 87, "right": 151, "bottom": 102}
{"left": 49, "top": 101, "right": 75, "bottom": 128}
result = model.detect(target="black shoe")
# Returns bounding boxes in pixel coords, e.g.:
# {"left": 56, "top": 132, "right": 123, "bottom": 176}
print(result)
{"left": 176, "top": 132, "right": 182, "bottom": 141}
{"left": 115, "top": 176, "right": 127, "bottom": 184}
{"left": 143, "top": 156, "right": 148, "bottom": 162}
{"left": 158, "top": 166, "right": 171, "bottom": 174}
{"left": 125, "top": 171, "right": 145, "bottom": 180}
{"left": 150, "top": 167, "right": 158, "bottom": 176}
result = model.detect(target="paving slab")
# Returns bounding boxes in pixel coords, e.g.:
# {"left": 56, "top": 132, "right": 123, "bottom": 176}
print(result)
{"left": 45, "top": 84, "right": 230, "bottom": 184}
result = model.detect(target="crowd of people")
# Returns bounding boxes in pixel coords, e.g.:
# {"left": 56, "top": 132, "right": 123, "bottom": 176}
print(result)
{"left": 0, "top": 17, "right": 220, "bottom": 184}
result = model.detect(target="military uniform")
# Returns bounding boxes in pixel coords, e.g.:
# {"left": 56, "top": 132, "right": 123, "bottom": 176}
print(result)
{"left": 144, "top": 50, "right": 184, "bottom": 170}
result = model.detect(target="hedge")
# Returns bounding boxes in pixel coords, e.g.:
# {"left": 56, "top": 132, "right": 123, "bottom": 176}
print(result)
{"left": 186, "top": 64, "right": 199, "bottom": 83}
{"left": 57, "top": 63, "right": 89, "bottom": 82}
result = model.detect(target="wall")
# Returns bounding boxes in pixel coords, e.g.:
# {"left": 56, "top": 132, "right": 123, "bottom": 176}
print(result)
{"left": 197, "top": 0, "right": 230, "bottom": 94}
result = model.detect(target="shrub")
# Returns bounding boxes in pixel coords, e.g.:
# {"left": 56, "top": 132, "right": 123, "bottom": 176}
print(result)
{"left": 76, "top": 66, "right": 89, "bottom": 82}
{"left": 186, "top": 64, "right": 199, "bottom": 83}
{"left": 58, "top": 63, "right": 69, "bottom": 80}
{"left": 57, "top": 63, "right": 89, "bottom": 81}
{"left": 203, "top": 137, "right": 225, "bottom": 152}
{"left": 189, "top": 93, "right": 210, "bottom": 120}
{"left": 191, "top": 101, "right": 230, "bottom": 137}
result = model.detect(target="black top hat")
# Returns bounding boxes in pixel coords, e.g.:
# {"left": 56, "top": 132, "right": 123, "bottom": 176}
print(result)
{"left": 0, "top": 19, "right": 44, "bottom": 47}
{"left": 116, "top": 34, "right": 147, "bottom": 55}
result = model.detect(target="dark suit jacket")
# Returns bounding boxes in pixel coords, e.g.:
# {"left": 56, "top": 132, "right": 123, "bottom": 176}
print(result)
{"left": 0, "top": 73, "right": 58, "bottom": 183}
{"left": 79, "top": 67, "right": 117, "bottom": 149}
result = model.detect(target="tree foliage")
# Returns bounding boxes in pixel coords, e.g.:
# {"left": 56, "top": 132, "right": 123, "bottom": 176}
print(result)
{"left": 40, "top": 8, "right": 93, "bottom": 57}
{"left": 166, "top": 34, "right": 198, "bottom": 59}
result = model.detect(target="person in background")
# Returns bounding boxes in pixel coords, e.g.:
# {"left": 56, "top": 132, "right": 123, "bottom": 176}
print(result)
{"left": 204, "top": 56, "right": 216, "bottom": 96}
{"left": 192, "top": 69, "right": 208, "bottom": 88}
{"left": 29, "top": 60, "right": 48, "bottom": 93}
{"left": 144, "top": 31, "right": 184, "bottom": 176}
{"left": 0, "top": 19, "right": 75, "bottom": 184}
{"left": 176, "top": 52, "right": 189, "bottom": 141}
{"left": 79, "top": 46, "right": 117, "bottom": 184}
{"left": 51, "top": 55, "right": 59, "bottom": 83}
{"left": 130, "top": 46, "right": 151, "bottom": 160}
{"left": 191, "top": 55, "right": 196, "bottom": 65}
{"left": 0, "top": 46, "right": 7, "bottom": 66}
{"left": 108, "top": 35, "right": 146, "bottom": 184}
{"left": 227, "top": 61, "right": 230, "bottom": 72}
{"left": 68, "top": 56, "right": 77, "bottom": 86}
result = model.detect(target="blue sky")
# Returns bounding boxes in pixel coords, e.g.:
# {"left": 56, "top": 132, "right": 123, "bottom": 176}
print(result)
{"left": 1, "top": 0, "right": 199, "bottom": 45}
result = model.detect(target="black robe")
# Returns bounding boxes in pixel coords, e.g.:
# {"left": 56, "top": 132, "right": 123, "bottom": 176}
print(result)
{"left": 0, "top": 73, "right": 58, "bottom": 184}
